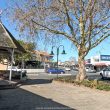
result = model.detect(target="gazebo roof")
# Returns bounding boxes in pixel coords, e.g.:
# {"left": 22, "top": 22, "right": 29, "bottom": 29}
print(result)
{"left": 0, "top": 22, "right": 25, "bottom": 53}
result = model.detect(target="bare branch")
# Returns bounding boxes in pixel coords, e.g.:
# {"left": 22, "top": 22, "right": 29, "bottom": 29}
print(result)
{"left": 62, "top": 0, "right": 77, "bottom": 40}
{"left": 7, "top": 0, "right": 110, "bottom": 58}
{"left": 32, "top": 19, "right": 78, "bottom": 46}
{"left": 86, "top": 15, "right": 110, "bottom": 37}
{"left": 91, "top": 33, "right": 110, "bottom": 49}
{"left": 91, "top": 23, "right": 110, "bottom": 38}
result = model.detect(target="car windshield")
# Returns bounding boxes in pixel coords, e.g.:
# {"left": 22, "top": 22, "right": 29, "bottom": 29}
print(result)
{"left": 103, "top": 67, "right": 110, "bottom": 71}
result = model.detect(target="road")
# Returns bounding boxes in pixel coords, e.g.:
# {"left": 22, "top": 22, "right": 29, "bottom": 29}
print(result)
{"left": 27, "top": 70, "right": 101, "bottom": 80}
{"left": 26, "top": 69, "right": 110, "bottom": 84}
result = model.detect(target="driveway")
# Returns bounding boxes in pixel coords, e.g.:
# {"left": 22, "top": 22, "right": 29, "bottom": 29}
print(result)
{"left": 0, "top": 77, "right": 110, "bottom": 110}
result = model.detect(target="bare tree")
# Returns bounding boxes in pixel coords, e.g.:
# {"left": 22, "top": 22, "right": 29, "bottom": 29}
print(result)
{"left": 7, "top": 0, "right": 110, "bottom": 81}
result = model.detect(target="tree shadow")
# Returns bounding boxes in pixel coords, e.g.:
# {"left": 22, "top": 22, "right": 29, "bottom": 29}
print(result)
{"left": 0, "top": 79, "right": 9, "bottom": 85}
{"left": 0, "top": 78, "right": 53, "bottom": 90}
{"left": 0, "top": 79, "right": 16, "bottom": 90}
{"left": 86, "top": 75, "right": 101, "bottom": 80}
{"left": 22, "top": 79, "right": 53, "bottom": 86}
{"left": 0, "top": 88, "right": 76, "bottom": 110}
{"left": 98, "top": 77, "right": 110, "bottom": 83}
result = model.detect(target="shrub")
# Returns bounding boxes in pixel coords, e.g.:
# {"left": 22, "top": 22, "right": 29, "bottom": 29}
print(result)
{"left": 96, "top": 81, "right": 110, "bottom": 91}
{"left": 82, "top": 79, "right": 92, "bottom": 87}
{"left": 54, "top": 76, "right": 110, "bottom": 91}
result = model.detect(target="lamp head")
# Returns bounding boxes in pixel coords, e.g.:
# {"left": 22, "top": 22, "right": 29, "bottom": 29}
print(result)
{"left": 50, "top": 50, "right": 54, "bottom": 55}
{"left": 61, "top": 50, "right": 66, "bottom": 54}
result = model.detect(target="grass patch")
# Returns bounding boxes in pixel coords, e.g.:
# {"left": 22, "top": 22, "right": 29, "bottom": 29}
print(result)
{"left": 54, "top": 76, "right": 110, "bottom": 91}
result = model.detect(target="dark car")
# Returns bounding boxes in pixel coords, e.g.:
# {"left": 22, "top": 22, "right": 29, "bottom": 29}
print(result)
{"left": 4, "top": 67, "right": 27, "bottom": 79}
{"left": 47, "top": 68, "right": 65, "bottom": 74}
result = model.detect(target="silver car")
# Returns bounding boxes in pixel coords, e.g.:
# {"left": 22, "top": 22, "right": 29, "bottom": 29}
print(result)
{"left": 100, "top": 67, "right": 110, "bottom": 79}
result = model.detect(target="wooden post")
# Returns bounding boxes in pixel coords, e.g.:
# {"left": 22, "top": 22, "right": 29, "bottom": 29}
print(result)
{"left": 9, "top": 48, "right": 14, "bottom": 81}
{"left": 20, "top": 58, "right": 24, "bottom": 80}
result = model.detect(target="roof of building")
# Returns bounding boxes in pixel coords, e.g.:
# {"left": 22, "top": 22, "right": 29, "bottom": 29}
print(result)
{"left": 33, "top": 50, "right": 53, "bottom": 57}
{"left": 0, "top": 22, "right": 25, "bottom": 53}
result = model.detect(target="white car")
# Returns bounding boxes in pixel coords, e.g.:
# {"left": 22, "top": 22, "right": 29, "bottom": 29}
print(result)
{"left": 85, "top": 67, "right": 96, "bottom": 73}
{"left": 100, "top": 67, "right": 110, "bottom": 79}
{"left": 65, "top": 67, "right": 71, "bottom": 71}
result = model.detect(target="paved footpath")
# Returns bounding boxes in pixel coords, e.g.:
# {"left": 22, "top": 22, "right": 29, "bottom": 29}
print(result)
{"left": 0, "top": 79, "right": 110, "bottom": 110}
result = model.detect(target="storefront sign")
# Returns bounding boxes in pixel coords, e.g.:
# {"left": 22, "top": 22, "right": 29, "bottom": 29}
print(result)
{"left": 100, "top": 55, "right": 110, "bottom": 61}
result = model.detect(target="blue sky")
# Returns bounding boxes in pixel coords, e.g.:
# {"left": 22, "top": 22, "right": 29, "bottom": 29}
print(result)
{"left": 0, "top": 0, "right": 110, "bottom": 62}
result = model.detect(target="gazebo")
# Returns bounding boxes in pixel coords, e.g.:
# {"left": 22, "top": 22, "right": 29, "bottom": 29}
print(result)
{"left": 0, "top": 22, "right": 25, "bottom": 81}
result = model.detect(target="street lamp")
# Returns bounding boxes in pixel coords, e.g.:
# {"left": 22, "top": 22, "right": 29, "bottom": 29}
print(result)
{"left": 50, "top": 45, "right": 66, "bottom": 78}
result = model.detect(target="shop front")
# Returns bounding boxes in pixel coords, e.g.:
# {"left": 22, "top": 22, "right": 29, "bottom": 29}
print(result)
{"left": 86, "top": 55, "right": 110, "bottom": 72}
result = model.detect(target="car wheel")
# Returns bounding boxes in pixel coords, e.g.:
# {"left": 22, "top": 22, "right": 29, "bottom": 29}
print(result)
{"left": 61, "top": 72, "right": 63, "bottom": 74}
{"left": 100, "top": 73, "right": 104, "bottom": 79}
{"left": 49, "top": 72, "right": 52, "bottom": 74}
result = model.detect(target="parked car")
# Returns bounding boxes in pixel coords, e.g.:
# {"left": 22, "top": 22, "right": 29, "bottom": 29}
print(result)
{"left": 65, "top": 67, "right": 71, "bottom": 71}
{"left": 100, "top": 67, "right": 110, "bottom": 79}
{"left": 85, "top": 67, "right": 96, "bottom": 73}
{"left": 47, "top": 68, "right": 65, "bottom": 74}
{"left": 4, "top": 66, "right": 27, "bottom": 79}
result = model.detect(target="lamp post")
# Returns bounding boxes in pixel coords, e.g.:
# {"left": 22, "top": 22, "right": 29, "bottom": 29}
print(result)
{"left": 50, "top": 45, "right": 66, "bottom": 78}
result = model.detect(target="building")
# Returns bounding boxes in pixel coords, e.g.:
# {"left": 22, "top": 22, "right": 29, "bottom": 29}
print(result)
{"left": 58, "top": 57, "right": 78, "bottom": 69}
{"left": 85, "top": 55, "right": 110, "bottom": 71}
{"left": 32, "top": 50, "right": 53, "bottom": 63}
{"left": 0, "top": 59, "right": 8, "bottom": 70}
{"left": 0, "top": 22, "right": 25, "bottom": 71}
{"left": 0, "top": 21, "right": 53, "bottom": 71}
{"left": 0, "top": 49, "right": 53, "bottom": 70}
{"left": 25, "top": 50, "right": 53, "bottom": 69}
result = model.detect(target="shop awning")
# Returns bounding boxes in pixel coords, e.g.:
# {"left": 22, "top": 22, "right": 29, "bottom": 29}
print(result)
{"left": 94, "top": 63, "right": 107, "bottom": 66}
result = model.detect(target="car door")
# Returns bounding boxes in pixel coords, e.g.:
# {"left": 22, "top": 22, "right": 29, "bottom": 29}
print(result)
{"left": 55, "top": 68, "right": 59, "bottom": 73}
{"left": 102, "top": 68, "right": 106, "bottom": 77}
{"left": 104, "top": 68, "right": 109, "bottom": 77}
{"left": 107, "top": 68, "right": 110, "bottom": 77}
{"left": 52, "top": 68, "right": 56, "bottom": 73}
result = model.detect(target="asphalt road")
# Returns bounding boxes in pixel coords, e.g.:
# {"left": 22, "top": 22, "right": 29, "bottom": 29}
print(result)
{"left": 27, "top": 70, "right": 101, "bottom": 80}
{"left": 27, "top": 70, "right": 110, "bottom": 84}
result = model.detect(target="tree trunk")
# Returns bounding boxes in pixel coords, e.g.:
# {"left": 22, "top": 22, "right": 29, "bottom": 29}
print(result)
{"left": 76, "top": 55, "right": 86, "bottom": 82}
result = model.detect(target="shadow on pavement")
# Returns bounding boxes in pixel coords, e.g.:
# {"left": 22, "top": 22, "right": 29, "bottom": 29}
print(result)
{"left": 0, "top": 79, "right": 19, "bottom": 90}
{"left": 22, "top": 79, "right": 53, "bottom": 86}
{"left": 0, "top": 79, "right": 10, "bottom": 85}
{"left": 0, "top": 87, "right": 75, "bottom": 110}
{"left": 86, "top": 75, "right": 101, "bottom": 80}
{"left": 98, "top": 78, "right": 110, "bottom": 83}
{"left": 0, "top": 78, "right": 53, "bottom": 90}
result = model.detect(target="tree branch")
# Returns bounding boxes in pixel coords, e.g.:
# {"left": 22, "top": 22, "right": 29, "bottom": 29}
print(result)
{"left": 31, "top": 19, "right": 78, "bottom": 46}
{"left": 91, "top": 23, "right": 110, "bottom": 37}
{"left": 62, "top": 0, "right": 76, "bottom": 38}
{"left": 86, "top": 15, "right": 110, "bottom": 37}
{"left": 91, "top": 33, "right": 110, "bottom": 49}
{"left": 85, "top": 22, "right": 110, "bottom": 45}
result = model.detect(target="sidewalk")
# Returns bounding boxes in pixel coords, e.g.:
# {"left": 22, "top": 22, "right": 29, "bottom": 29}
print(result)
{"left": 20, "top": 80, "right": 110, "bottom": 110}
{"left": 1, "top": 78, "right": 110, "bottom": 110}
